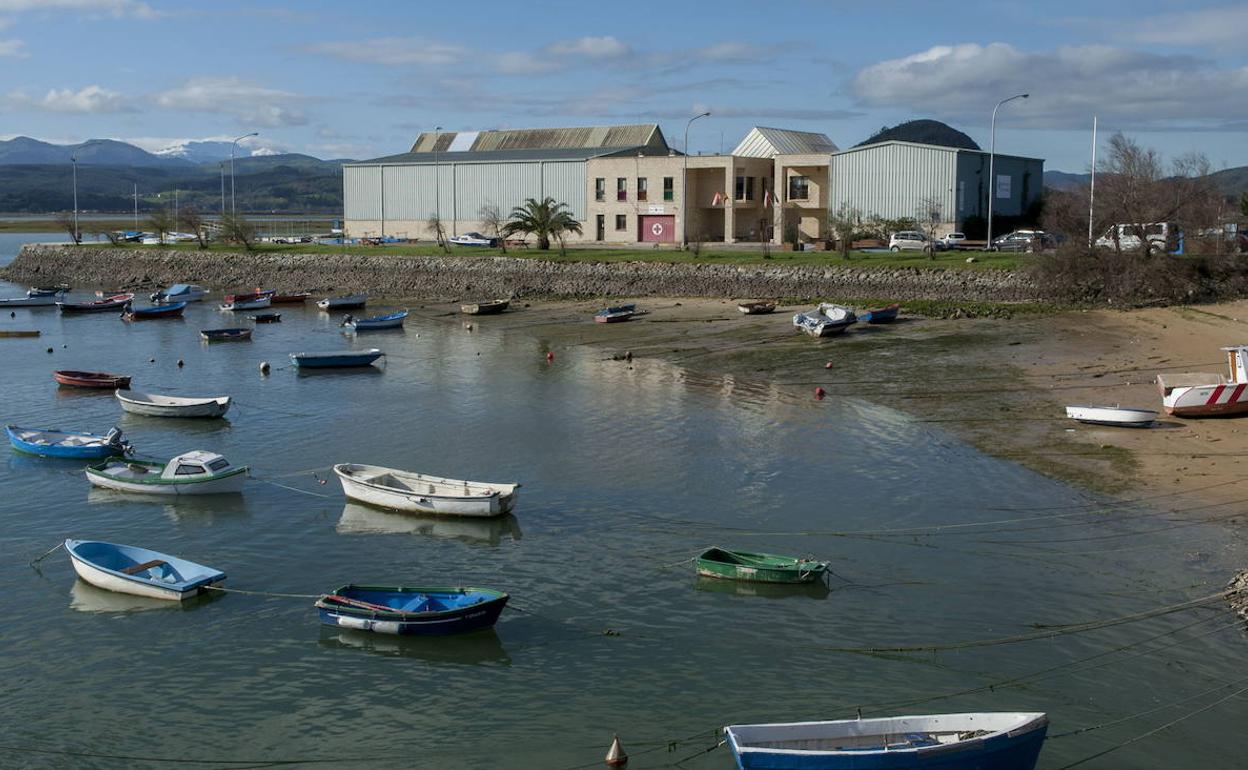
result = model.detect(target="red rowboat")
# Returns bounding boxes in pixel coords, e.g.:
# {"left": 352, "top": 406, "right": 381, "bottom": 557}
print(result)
{"left": 54, "top": 370, "right": 132, "bottom": 389}
{"left": 270, "top": 291, "right": 310, "bottom": 304}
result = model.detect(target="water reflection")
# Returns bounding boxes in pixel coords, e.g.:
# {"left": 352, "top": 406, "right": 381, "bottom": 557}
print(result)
{"left": 86, "top": 487, "right": 249, "bottom": 523}
{"left": 693, "top": 575, "right": 831, "bottom": 601}
{"left": 69, "top": 579, "right": 225, "bottom": 613}
{"left": 336, "top": 502, "right": 522, "bottom": 546}
{"left": 317, "top": 627, "right": 510, "bottom": 665}
{"left": 294, "top": 366, "right": 385, "bottom": 378}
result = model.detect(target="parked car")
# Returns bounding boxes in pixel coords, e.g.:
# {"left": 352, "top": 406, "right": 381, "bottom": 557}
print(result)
{"left": 1094, "top": 222, "right": 1181, "bottom": 254}
{"left": 888, "top": 231, "right": 942, "bottom": 252}
{"left": 941, "top": 232, "right": 967, "bottom": 249}
{"left": 448, "top": 232, "right": 499, "bottom": 247}
{"left": 991, "top": 230, "right": 1054, "bottom": 253}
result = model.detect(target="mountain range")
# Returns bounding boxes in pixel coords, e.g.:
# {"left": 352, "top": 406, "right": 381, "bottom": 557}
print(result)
{"left": 1043, "top": 167, "right": 1248, "bottom": 200}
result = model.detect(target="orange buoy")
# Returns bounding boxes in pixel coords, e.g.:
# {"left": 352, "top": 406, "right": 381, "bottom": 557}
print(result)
{"left": 605, "top": 735, "right": 628, "bottom": 767}
{"left": 814, "top": 387, "right": 826, "bottom": 400}
{"left": 546, "top": 351, "right": 555, "bottom": 362}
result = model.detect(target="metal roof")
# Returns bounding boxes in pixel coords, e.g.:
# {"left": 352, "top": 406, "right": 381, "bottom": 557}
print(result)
{"left": 409, "top": 124, "right": 667, "bottom": 154}
{"left": 732, "top": 127, "right": 839, "bottom": 158}
{"left": 348, "top": 146, "right": 663, "bottom": 166}
{"left": 831, "top": 139, "right": 1042, "bottom": 162}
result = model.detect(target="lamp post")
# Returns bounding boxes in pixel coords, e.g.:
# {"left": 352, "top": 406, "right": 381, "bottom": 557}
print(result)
{"left": 230, "top": 132, "right": 258, "bottom": 218}
{"left": 986, "top": 93, "right": 1028, "bottom": 250}
{"left": 219, "top": 162, "right": 226, "bottom": 216}
{"left": 682, "top": 111, "right": 710, "bottom": 248}
{"left": 71, "top": 150, "right": 79, "bottom": 245}
{"left": 433, "top": 126, "right": 442, "bottom": 245}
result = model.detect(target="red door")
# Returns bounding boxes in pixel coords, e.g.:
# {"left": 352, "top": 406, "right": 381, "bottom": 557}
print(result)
{"left": 639, "top": 215, "right": 675, "bottom": 243}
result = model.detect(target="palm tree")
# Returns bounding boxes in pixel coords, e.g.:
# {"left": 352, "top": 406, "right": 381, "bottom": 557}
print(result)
{"left": 501, "top": 197, "right": 582, "bottom": 251}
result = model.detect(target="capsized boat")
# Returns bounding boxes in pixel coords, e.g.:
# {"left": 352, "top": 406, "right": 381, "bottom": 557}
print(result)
{"left": 151, "top": 284, "right": 208, "bottom": 303}
{"left": 343, "top": 310, "right": 407, "bottom": 331}
{"left": 54, "top": 370, "right": 131, "bottom": 389}
{"left": 290, "top": 349, "right": 384, "bottom": 368}
{"left": 725, "top": 712, "right": 1049, "bottom": 770}
{"left": 317, "top": 292, "right": 368, "bottom": 310}
{"left": 116, "top": 391, "right": 231, "bottom": 418}
{"left": 334, "top": 463, "right": 520, "bottom": 517}
{"left": 85, "top": 450, "right": 247, "bottom": 495}
{"left": 123, "top": 301, "right": 186, "bottom": 320}
{"left": 860, "top": 303, "right": 900, "bottom": 324}
{"left": 315, "top": 585, "right": 509, "bottom": 636}
{"left": 5, "top": 424, "right": 129, "bottom": 459}
{"left": 65, "top": 539, "right": 226, "bottom": 601}
{"left": 460, "top": 299, "right": 509, "bottom": 315}
{"left": 200, "top": 328, "right": 252, "bottom": 342}
{"left": 793, "top": 303, "right": 857, "bottom": 337}
{"left": 737, "top": 301, "right": 776, "bottom": 315}
{"left": 1158, "top": 345, "right": 1248, "bottom": 417}
{"left": 595, "top": 304, "right": 636, "bottom": 323}
{"left": 1065, "top": 405, "right": 1157, "bottom": 427}
{"left": 58, "top": 293, "right": 134, "bottom": 313}
{"left": 696, "top": 547, "right": 827, "bottom": 584}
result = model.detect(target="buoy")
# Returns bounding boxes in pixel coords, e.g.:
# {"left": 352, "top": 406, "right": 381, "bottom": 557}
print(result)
{"left": 814, "top": 386, "right": 826, "bottom": 400}
{"left": 177, "top": 358, "right": 184, "bottom": 368}
{"left": 259, "top": 361, "right": 270, "bottom": 374}
{"left": 148, "top": 357, "right": 155, "bottom": 363}
{"left": 545, "top": 351, "right": 554, "bottom": 362}
{"left": 824, "top": 361, "right": 833, "bottom": 369}
{"left": 625, "top": 351, "right": 632, "bottom": 361}
{"left": 605, "top": 735, "right": 627, "bottom": 767}
{"left": 46, "top": 347, "right": 53, "bottom": 354}
{"left": 9, "top": 311, "right": 14, "bottom": 318}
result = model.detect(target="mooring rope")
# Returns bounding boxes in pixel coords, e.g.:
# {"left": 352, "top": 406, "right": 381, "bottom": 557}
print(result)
{"left": 202, "top": 585, "right": 321, "bottom": 600}
{"left": 247, "top": 474, "right": 335, "bottom": 499}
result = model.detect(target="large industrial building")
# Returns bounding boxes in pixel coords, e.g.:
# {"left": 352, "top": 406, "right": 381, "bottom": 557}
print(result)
{"left": 342, "top": 122, "right": 1044, "bottom": 245}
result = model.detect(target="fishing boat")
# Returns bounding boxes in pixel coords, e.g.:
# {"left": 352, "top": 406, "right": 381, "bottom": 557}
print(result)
{"left": 1158, "top": 345, "right": 1248, "bottom": 417}
{"left": 85, "top": 450, "right": 247, "bottom": 495}
{"left": 123, "top": 301, "right": 186, "bottom": 321}
{"left": 460, "top": 299, "right": 509, "bottom": 315}
{"left": 793, "top": 304, "right": 857, "bottom": 337}
{"left": 595, "top": 304, "right": 636, "bottom": 323}
{"left": 737, "top": 301, "right": 776, "bottom": 315}
{"left": 58, "top": 293, "right": 134, "bottom": 314}
{"left": 696, "top": 547, "right": 828, "bottom": 584}
{"left": 250, "top": 312, "right": 282, "bottom": 323}
{"left": 343, "top": 310, "right": 407, "bottom": 331}
{"left": 220, "top": 292, "right": 272, "bottom": 311}
{"left": 0, "top": 292, "right": 64, "bottom": 308}
{"left": 64, "top": 539, "right": 226, "bottom": 601}
{"left": 151, "top": 284, "right": 208, "bottom": 303}
{"left": 725, "top": 712, "right": 1049, "bottom": 770}
{"left": 5, "top": 424, "right": 128, "bottom": 459}
{"left": 270, "top": 291, "right": 310, "bottom": 304}
{"left": 315, "top": 585, "right": 509, "bottom": 636}
{"left": 290, "top": 349, "right": 385, "bottom": 368}
{"left": 116, "top": 391, "right": 231, "bottom": 418}
{"left": 28, "top": 284, "right": 70, "bottom": 297}
{"left": 317, "top": 292, "right": 368, "bottom": 310}
{"left": 334, "top": 463, "right": 520, "bottom": 517}
{"left": 54, "top": 370, "right": 131, "bottom": 389}
{"left": 201, "top": 328, "right": 252, "bottom": 342}
{"left": 860, "top": 303, "right": 901, "bottom": 324}
{"left": 1065, "top": 405, "right": 1157, "bottom": 428}
{"left": 0, "top": 330, "right": 39, "bottom": 337}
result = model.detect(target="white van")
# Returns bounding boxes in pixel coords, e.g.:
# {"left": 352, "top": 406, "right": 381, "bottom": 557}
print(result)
{"left": 1094, "top": 223, "right": 1181, "bottom": 254}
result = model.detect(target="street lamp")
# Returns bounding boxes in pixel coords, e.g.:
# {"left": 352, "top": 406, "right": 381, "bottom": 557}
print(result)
{"left": 986, "top": 93, "right": 1028, "bottom": 250}
{"left": 230, "top": 132, "right": 258, "bottom": 217}
{"left": 433, "top": 126, "right": 442, "bottom": 243}
{"left": 71, "top": 149, "right": 79, "bottom": 245}
{"left": 219, "top": 162, "right": 226, "bottom": 216}
{"left": 682, "top": 111, "right": 710, "bottom": 248}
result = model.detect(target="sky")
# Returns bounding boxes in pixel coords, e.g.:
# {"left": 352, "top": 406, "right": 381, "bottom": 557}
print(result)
{"left": 1, "top": 0, "right": 1246, "bottom": 171}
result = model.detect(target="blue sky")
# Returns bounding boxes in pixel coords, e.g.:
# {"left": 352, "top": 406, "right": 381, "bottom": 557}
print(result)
{"left": 1, "top": 0, "right": 1246, "bottom": 171}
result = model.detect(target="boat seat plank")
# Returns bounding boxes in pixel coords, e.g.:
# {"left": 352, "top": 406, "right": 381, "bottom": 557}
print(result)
{"left": 121, "top": 559, "right": 167, "bottom": 575}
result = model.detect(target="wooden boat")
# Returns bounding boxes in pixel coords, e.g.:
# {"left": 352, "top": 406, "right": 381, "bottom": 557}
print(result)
{"left": 220, "top": 293, "right": 272, "bottom": 311}
{"left": 460, "top": 299, "right": 509, "bottom": 315}
{"left": 200, "top": 328, "right": 252, "bottom": 342}
{"left": 85, "top": 450, "right": 247, "bottom": 495}
{"left": 860, "top": 303, "right": 901, "bottom": 324}
{"left": 151, "top": 284, "right": 208, "bottom": 303}
{"left": 334, "top": 463, "right": 520, "bottom": 517}
{"left": 317, "top": 292, "right": 368, "bottom": 310}
{"left": 28, "top": 284, "right": 70, "bottom": 297}
{"left": 737, "top": 301, "right": 776, "bottom": 315}
{"left": 315, "top": 585, "right": 509, "bottom": 636}
{"left": 270, "top": 291, "right": 310, "bottom": 304}
{"left": 1158, "top": 345, "right": 1248, "bottom": 417}
{"left": 343, "top": 310, "right": 407, "bottom": 331}
{"left": 250, "top": 312, "right": 282, "bottom": 323}
{"left": 595, "top": 304, "right": 636, "bottom": 323}
{"left": 116, "top": 391, "right": 231, "bottom": 418}
{"left": 54, "top": 370, "right": 131, "bottom": 389}
{"left": 123, "top": 301, "right": 186, "bottom": 320}
{"left": 0, "top": 329, "right": 39, "bottom": 337}
{"left": 0, "top": 293, "right": 63, "bottom": 307}
{"left": 725, "top": 712, "right": 1049, "bottom": 770}
{"left": 5, "top": 424, "right": 128, "bottom": 459}
{"left": 290, "top": 349, "right": 384, "bottom": 368}
{"left": 64, "top": 539, "right": 226, "bottom": 601}
{"left": 793, "top": 303, "right": 857, "bottom": 337}
{"left": 1065, "top": 405, "right": 1157, "bottom": 427}
{"left": 59, "top": 293, "right": 134, "bottom": 313}
{"left": 696, "top": 547, "right": 827, "bottom": 584}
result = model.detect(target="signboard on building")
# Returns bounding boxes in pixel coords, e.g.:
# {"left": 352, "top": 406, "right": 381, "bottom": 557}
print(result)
{"left": 996, "top": 175, "right": 1012, "bottom": 200}
{"left": 647, "top": 205, "right": 666, "bottom": 214}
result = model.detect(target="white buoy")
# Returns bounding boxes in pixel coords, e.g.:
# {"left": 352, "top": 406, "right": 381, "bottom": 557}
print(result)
{"left": 605, "top": 735, "right": 628, "bottom": 767}
{"left": 259, "top": 361, "right": 270, "bottom": 375}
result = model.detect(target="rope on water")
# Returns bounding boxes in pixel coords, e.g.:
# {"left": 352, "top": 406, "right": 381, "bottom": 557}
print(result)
{"left": 248, "top": 474, "right": 335, "bottom": 499}
{"left": 202, "top": 585, "right": 321, "bottom": 600}
{"left": 29, "top": 541, "right": 64, "bottom": 566}
{"left": 1051, "top": 672, "right": 1248, "bottom": 740}
{"left": 658, "top": 556, "right": 696, "bottom": 570}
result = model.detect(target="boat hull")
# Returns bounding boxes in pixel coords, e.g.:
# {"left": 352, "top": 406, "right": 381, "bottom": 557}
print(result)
{"left": 221, "top": 297, "right": 271, "bottom": 311}
{"left": 200, "top": 328, "right": 252, "bottom": 342}
{"left": 318, "top": 294, "right": 368, "bottom": 310}
{"left": 861, "top": 304, "right": 900, "bottom": 324}
{"left": 1162, "top": 382, "right": 1248, "bottom": 417}
{"left": 696, "top": 549, "right": 827, "bottom": 584}
{"left": 58, "top": 295, "right": 133, "bottom": 313}
{"left": 336, "top": 467, "right": 517, "bottom": 517}
{"left": 5, "top": 425, "right": 126, "bottom": 459}
{"left": 124, "top": 301, "right": 186, "bottom": 320}
{"left": 116, "top": 392, "right": 231, "bottom": 418}
{"left": 270, "top": 293, "right": 310, "bottom": 304}
{"left": 1065, "top": 405, "right": 1157, "bottom": 427}
{"left": 85, "top": 466, "right": 246, "bottom": 495}
{"left": 316, "top": 586, "right": 508, "bottom": 636}
{"left": 65, "top": 539, "right": 225, "bottom": 601}
{"left": 0, "top": 295, "right": 60, "bottom": 307}
{"left": 738, "top": 302, "right": 776, "bottom": 315}
{"left": 461, "top": 301, "right": 509, "bottom": 315}
{"left": 290, "top": 351, "right": 384, "bottom": 368}
{"left": 54, "top": 371, "right": 131, "bottom": 389}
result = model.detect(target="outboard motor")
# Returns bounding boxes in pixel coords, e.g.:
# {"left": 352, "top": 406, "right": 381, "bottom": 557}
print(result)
{"left": 104, "top": 426, "right": 129, "bottom": 453}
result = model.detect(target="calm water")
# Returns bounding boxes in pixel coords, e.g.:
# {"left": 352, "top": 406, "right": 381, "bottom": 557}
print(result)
{"left": 1, "top": 233, "right": 1246, "bottom": 769}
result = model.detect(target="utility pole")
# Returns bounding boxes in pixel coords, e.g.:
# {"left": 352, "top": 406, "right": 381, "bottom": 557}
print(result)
{"left": 133, "top": 183, "right": 138, "bottom": 232}
{"left": 220, "top": 162, "right": 226, "bottom": 215}
{"left": 434, "top": 126, "right": 442, "bottom": 246}
{"left": 1088, "top": 116, "right": 1097, "bottom": 248}
{"left": 71, "top": 151, "right": 79, "bottom": 244}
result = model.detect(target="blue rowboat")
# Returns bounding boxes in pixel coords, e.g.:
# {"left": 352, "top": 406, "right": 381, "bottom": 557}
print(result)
{"left": 123, "top": 301, "right": 186, "bottom": 320}
{"left": 5, "top": 424, "right": 129, "bottom": 459}
{"left": 64, "top": 539, "right": 226, "bottom": 601}
{"left": 860, "top": 303, "right": 900, "bottom": 324}
{"left": 290, "top": 349, "right": 384, "bottom": 368}
{"left": 200, "top": 327, "right": 252, "bottom": 342}
{"left": 315, "top": 585, "right": 509, "bottom": 636}
{"left": 343, "top": 309, "right": 407, "bottom": 332}
{"left": 725, "top": 712, "right": 1048, "bottom": 770}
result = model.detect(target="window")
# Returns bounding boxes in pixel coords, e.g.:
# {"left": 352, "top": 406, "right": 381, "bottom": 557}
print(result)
{"left": 735, "top": 170, "right": 745, "bottom": 201}
{"left": 637, "top": 177, "right": 648, "bottom": 201}
{"left": 616, "top": 178, "right": 627, "bottom": 202}
{"left": 746, "top": 177, "right": 755, "bottom": 201}
{"left": 615, "top": 214, "right": 627, "bottom": 231}
{"left": 594, "top": 178, "right": 605, "bottom": 202}
{"left": 788, "top": 175, "right": 809, "bottom": 201}
{"left": 175, "top": 464, "right": 205, "bottom": 476}
{"left": 208, "top": 458, "right": 230, "bottom": 472}
{"left": 663, "top": 177, "right": 674, "bottom": 201}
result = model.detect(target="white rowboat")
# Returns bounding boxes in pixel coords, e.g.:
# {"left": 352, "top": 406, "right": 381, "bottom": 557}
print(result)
{"left": 116, "top": 391, "right": 231, "bottom": 418}
{"left": 1065, "top": 405, "right": 1157, "bottom": 427}
{"left": 318, "top": 292, "right": 368, "bottom": 310}
{"left": 334, "top": 463, "right": 520, "bottom": 517}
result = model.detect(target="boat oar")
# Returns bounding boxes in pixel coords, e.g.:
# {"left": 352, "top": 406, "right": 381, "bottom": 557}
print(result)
{"left": 320, "top": 594, "right": 402, "bottom": 614}
{"left": 29, "top": 541, "right": 64, "bottom": 566}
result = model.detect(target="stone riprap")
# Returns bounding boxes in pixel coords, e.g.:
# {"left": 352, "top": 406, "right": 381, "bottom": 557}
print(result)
{"left": 4, "top": 245, "right": 1039, "bottom": 303}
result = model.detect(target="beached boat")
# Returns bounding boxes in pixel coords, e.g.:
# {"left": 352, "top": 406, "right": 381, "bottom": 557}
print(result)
{"left": 151, "top": 284, "right": 208, "bottom": 303}
{"left": 5, "top": 424, "right": 128, "bottom": 459}
{"left": 460, "top": 299, "right": 509, "bottom": 315}
{"left": 1158, "top": 345, "right": 1248, "bottom": 418}
{"left": 54, "top": 370, "right": 131, "bottom": 389}
{"left": 123, "top": 301, "right": 186, "bottom": 321}
{"left": 290, "top": 349, "right": 385, "bottom": 368}
{"left": 0, "top": 330, "right": 40, "bottom": 337}
{"left": 58, "top": 293, "right": 134, "bottom": 314}
{"left": 270, "top": 291, "right": 310, "bottom": 304}
{"left": 200, "top": 327, "right": 252, "bottom": 342}
{"left": 343, "top": 310, "right": 407, "bottom": 331}
{"left": 315, "top": 585, "right": 509, "bottom": 636}
{"left": 85, "top": 450, "right": 247, "bottom": 495}
{"left": 65, "top": 539, "right": 226, "bottom": 601}
{"left": 1065, "top": 405, "right": 1157, "bottom": 428}
{"left": 696, "top": 547, "right": 828, "bottom": 584}
{"left": 595, "top": 304, "right": 636, "bottom": 323}
{"left": 334, "top": 463, "right": 520, "bottom": 517}
{"left": 116, "top": 391, "right": 231, "bottom": 418}
{"left": 317, "top": 292, "right": 369, "bottom": 310}
{"left": 220, "top": 293, "right": 272, "bottom": 311}
{"left": 737, "top": 301, "right": 776, "bottom": 315}
{"left": 250, "top": 312, "right": 282, "bottom": 323}
{"left": 860, "top": 303, "right": 901, "bottom": 324}
{"left": 0, "top": 293, "right": 63, "bottom": 307}
{"left": 725, "top": 712, "right": 1049, "bottom": 770}
{"left": 28, "top": 284, "right": 70, "bottom": 297}
{"left": 793, "top": 304, "right": 857, "bottom": 337}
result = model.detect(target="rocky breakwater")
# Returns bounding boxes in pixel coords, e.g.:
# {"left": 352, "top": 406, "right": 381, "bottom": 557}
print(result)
{"left": 4, "top": 245, "right": 1039, "bottom": 303}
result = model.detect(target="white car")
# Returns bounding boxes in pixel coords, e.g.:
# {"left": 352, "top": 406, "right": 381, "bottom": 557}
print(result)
{"left": 448, "top": 232, "right": 499, "bottom": 247}
{"left": 888, "top": 231, "right": 938, "bottom": 252}
{"left": 941, "top": 232, "right": 967, "bottom": 249}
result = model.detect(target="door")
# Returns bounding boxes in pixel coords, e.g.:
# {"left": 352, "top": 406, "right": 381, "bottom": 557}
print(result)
{"left": 595, "top": 215, "right": 605, "bottom": 241}
{"left": 639, "top": 215, "right": 675, "bottom": 243}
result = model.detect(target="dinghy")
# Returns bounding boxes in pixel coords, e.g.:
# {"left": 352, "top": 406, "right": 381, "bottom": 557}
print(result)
{"left": 270, "top": 291, "right": 310, "bottom": 304}
{"left": 116, "top": 391, "right": 231, "bottom": 418}
{"left": 1065, "top": 405, "right": 1157, "bottom": 428}
{"left": 342, "top": 310, "right": 407, "bottom": 331}
{"left": 317, "top": 292, "right": 368, "bottom": 310}
{"left": 793, "top": 303, "right": 857, "bottom": 337}
{"left": 737, "top": 301, "right": 776, "bottom": 315}
{"left": 200, "top": 328, "right": 252, "bottom": 342}
{"left": 1158, "top": 345, "right": 1248, "bottom": 417}
{"left": 123, "top": 301, "right": 186, "bottom": 320}
{"left": 696, "top": 547, "right": 827, "bottom": 584}
{"left": 725, "top": 712, "right": 1049, "bottom": 770}
{"left": 64, "top": 539, "right": 226, "bottom": 601}
{"left": 5, "top": 425, "right": 128, "bottom": 459}
{"left": 28, "top": 284, "right": 70, "bottom": 297}
{"left": 54, "top": 370, "right": 131, "bottom": 389}
{"left": 860, "top": 303, "right": 900, "bottom": 324}
{"left": 290, "top": 349, "right": 384, "bottom": 368}
{"left": 219, "top": 291, "right": 272, "bottom": 311}
{"left": 0, "top": 293, "right": 63, "bottom": 307}
{"left": 334, "top": 463, "right": 520, "bottom": 517}
{"left": 250, "top": 312, "right": 282, "bottom": 323}
{"left": 595, "top": 304, "right": 636, "bottom": 323}
{"left": 460, "top": 299, "right": 509, "bottom": 315}
{"left": 315, "top": 585, "right": 509, "bottom": 636}
{"left": 151, "top": 284, "right": 208, "bottom": 303}
{"left": 85, "top": 450, "right": 247, "bottom": 495}
{"left": 58, "top": 293, "right": 134, "bottom": 313}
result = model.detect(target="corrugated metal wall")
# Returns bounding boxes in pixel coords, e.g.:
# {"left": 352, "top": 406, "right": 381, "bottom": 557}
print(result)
{"left": 829, "top": 144, "right": 957, "bottom": 222}
{"left": 956, "top": 153, "right": 1043, "bottom": 219}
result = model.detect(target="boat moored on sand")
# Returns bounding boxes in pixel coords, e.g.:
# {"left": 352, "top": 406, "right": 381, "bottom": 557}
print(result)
{"left": 793, "top": 303, "right": 857, "bottom": 337}
{"left": 1065, "top": 405, "right": 1157, "bottom": 427}
{"left": 317, "top": 292, "right": 368, "bottom": 310}
{"left": 1158, "top": 345, "right": 1248, "bottom": 417}
{"left": 461, "top": 299, "right": 509, "bottom": 315}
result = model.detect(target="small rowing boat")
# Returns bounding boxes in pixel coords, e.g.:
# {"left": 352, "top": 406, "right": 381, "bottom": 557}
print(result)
{"left": 65, "top": 539, "right": 226, "bottom": 601}
{"left": 116, "top": 391, "right": 231, "bottom": 418}
{"left": 0, "top": 330, "right": 40, "bottom": 337}
{"left": 123, "top": 301, "right": 186, "bottom": 321}
{"left": 696, "top": 547, "right": 827, "bottom": 584}
{"left": 29, "top": 284, "right": 70, "bottom": 297}
{"left": 460, "top": 299, "right": 509, "bottom": 315}
{"left": 58, "top": 293, "right": 134, "bottom": 313}
{"left": 250, "top": 312, "right": 282, "bottom": 323}
{"left": 0, "top": 293, "right": 63, "bottom": 307}
{"left": 1158, "top": 345, "right": 1248, "bottom": 418}
{"left": 220, "top": 291, "right": 272, "bottom": 311}
{"left": 737, "top": 301, "right": 776, "bottom": 315}
{"left": 793, "top": 303, "right": 857, "bottom": 337}
{"left": 151, "top": 284, "right": 208, "bottom": 303}
{"left": 5, "top": 424, "right": 129, "bottom": 459}
{"left": 317, "top": 292, "right": 368, "bottom": 310}
{"left": 85, "top": 450, "right": 247, "bottom": 495}
{"left": 270, "top": 291, "right": 310, "bottom": 304}
{"left": 315, "top": 585, "right": 509, "bottom": 636}
{"left": 859, "top": 303, "right": 900, "bottom": 324}
{"left": 1065, "top": 405, "right": 1157, "bottom": 427}
{"left": 200, "top": 328, "right": 252, "bottom": 342}
{"left": 343, "top": 310, "right": 407, "bottom": 331}
{"left": 54, "top": 370, "right": 131, "bottom": 389}
{"left": 290, "top": 349, "right": 384, "bottom": 368}
{"left": 595, "top": 304, "right": 636, "bottom": 323}
{"left": 334, "top": 463, "right": 520, "bottom": 517}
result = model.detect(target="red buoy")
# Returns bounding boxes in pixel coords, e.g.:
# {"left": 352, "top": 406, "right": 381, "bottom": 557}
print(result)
{"left": 814, "top": 387, "right": 826, "bottom": 400}
{"left": 546, "top": 351, "right": 555, "bottom": 362}
{"left": 824, "top": 361, "right": 833, "bottom": 369}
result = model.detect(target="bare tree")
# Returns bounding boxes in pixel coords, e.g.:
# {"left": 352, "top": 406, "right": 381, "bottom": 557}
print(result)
{"left": 828, "top": 203, "right": 861, "bottom": 260}
{"left": 219, "top": 211, "right": 258, "bottom": 251}
{"left": 915, "top": 195, "right": 943, "bottom": 259}
{"left": 53, "top": 211, "right": 82, "bottom": 245}
{"left": 426, "top": 214, "right": 449, "bottom": 253}
{"left": 91, "top": 224, "right": 124, "bottom": 246}
{"left": 147, "top": 205, "right": 174, "bottom": 246}
{"left": 180, "top": 204, "right": 209, "bottom": 249}
{"left": 479, "top": 204, "right": 507, "bottom": 254}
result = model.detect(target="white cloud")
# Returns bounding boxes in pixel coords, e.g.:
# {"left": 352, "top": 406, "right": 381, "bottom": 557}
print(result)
{"left": 154, "top": 76, "right": 308, "bottom": 127}
{"left": 1128, "top": 6, "right": 1248, "bottom": 48}
{"left": 301, "top": 37, "right": 466, "bottom": 67}
{"left": 0, "top": 0, "right": 156, "bottom": 18}
{"left": 0, "top": 37, "right": 21, "bottom": 56}
{"left": 35, "top": 84, "right": 130, "bottom": 113}
{"left": 0, "top": 16, "right": 11, "bottom": 29}
{"left": 692, "top": 42, "right": 768, "bottom": 63}
{"left": 546, "top": 36, "right": 632, "bottom": 59}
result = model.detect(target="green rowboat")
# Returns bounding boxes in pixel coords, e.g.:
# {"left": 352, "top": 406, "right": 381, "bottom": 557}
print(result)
{"left": 695, "top": 547, "right": 828, "bottom": 584}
